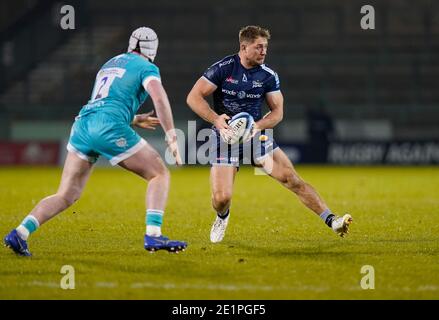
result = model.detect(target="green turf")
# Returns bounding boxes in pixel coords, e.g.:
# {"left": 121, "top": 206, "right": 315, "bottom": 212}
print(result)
{"left": 0, "top": 166, "right": 438, "bottom": 299}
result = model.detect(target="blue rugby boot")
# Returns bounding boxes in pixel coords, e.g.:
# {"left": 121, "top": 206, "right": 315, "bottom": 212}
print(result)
{"left": 144, "top": 235, "right": 187, "bottom": 253}
{"left": 4, "top": 229, "right": 32, "bottom": 257}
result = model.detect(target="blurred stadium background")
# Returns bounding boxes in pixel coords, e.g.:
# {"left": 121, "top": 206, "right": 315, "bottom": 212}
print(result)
{"left": 1, "top": 0, "right": 438, "bottom": 166}
{"left": 1, "top": 0, "right": 439, "bottom": 301}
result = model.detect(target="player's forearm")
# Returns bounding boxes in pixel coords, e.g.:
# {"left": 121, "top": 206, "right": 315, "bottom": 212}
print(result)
{"left": 255, "top": 110, "right": 283, "bottom": 130}
{"left": 186, "top": 94, "right": 219, "bottom": 124}
{"left": 154, "top": 97, "right": 177, "bottom": 138}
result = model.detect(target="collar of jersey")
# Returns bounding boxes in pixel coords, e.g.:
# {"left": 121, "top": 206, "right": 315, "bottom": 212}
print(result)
{"left": 235, "top": 54, "right": 262, "bottom": 73}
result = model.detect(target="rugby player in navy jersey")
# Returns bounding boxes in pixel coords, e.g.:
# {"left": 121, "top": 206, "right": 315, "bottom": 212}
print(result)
{"left": 187, "top": 26, "right": 352, "bottom": 243}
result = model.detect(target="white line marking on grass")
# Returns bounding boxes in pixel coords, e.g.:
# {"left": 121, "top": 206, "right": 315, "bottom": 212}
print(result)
{"left": 417, "top": 285, "right": 439, "bottom": 291}
{"left": 130, "top": 282, "right": 330, "bottom": 292}
{"left": 24, "top": 281, "right": 59, "bottom": 288}
{"left": 6, "top": 282, "right": 437, "bottom": 293}
{"left": 95, "top": 282, "right": 118, "bottom": 288}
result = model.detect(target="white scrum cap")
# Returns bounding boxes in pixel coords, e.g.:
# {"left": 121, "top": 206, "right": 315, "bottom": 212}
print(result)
{"left": 127, "top": 27, "right": 159, "bottom": 62}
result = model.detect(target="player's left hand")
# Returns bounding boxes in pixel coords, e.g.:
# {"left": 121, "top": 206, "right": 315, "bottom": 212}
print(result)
{"left": 243, "top": 122, "right": 261, "bottom": 143}
{"left": 132, "top": 111, "right": 161, "bottom": 129}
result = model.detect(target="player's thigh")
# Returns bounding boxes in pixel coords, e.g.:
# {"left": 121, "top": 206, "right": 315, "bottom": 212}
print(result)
{"left": 210, "top": 165, "right": 237, "bottom": 197}
{"left": 118, "top": 142, "right": 168, "bottom": 181}
{"left": 57, "top": 151, "right": 94, "bottom": 197}
{"left": 263, "top": 148, "right": 300, "bottom": 182}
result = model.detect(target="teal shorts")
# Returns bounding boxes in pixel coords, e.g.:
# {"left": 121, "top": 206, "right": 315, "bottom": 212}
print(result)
{"left": 67, "top": 113, "right": 145, "bottom": 166}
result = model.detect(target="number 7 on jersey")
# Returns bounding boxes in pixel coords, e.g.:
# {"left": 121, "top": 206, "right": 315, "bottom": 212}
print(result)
{"left": 91, "top": 67, "right": 126, "bottom": 102}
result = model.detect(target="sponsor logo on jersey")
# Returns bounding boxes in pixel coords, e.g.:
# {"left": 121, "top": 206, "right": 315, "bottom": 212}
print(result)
{"left": 242, "top": 74, "right": 248, "bottom": 82}
{"left": 224, "top": 102, "right": 243, "bottom": 113}
{"left": 225, "top": 76, "right": 239, "bottom": 84}
{"left": 219, "top": 58, "right": 234, "bottom": 68}
{"left": 223, "top": 89, "right": 262, "bottom": 99}
{"left": 205, "top": 68, "right": 216, "bottom": 79}
{"left": 222, "top": 88, "right": 237, "bottom": 96}
{"left": 84, "top": 100, "right": 105, "bottom": 110}
{"left": 116, "top": 138, "right": 127, "bottom": 147}
{"left": 252, "top": 80, "right": 263, "bottom": 88}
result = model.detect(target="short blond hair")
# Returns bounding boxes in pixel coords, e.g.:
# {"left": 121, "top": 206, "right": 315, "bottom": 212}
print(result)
{"left": 239, "top": 25, "right": 271, "bottom": 44}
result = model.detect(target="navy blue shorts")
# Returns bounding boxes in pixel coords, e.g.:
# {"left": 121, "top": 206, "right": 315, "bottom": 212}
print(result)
{"left": 209, "top": 128, "right": 278, "bottom": 167}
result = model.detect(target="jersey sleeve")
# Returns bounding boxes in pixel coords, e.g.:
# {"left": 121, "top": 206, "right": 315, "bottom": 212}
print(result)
{"left": 202, "top": 62, "right": 223, "bottom": 87}
{"left": 140, "top": 63, "right": 161, "bottom": 89}
{"left": 265, "top": 72, "right": 281, "bottom": 94}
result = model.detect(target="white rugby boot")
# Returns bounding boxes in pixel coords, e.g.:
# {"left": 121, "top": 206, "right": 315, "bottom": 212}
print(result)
{"left": 210, "top": 212, "right": 230, "bottom": 243}
{"left": 331, "top": 214, "right": 353, "bottom": 237}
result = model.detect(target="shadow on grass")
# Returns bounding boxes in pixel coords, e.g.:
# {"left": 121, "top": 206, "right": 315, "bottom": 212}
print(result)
{"left": 220, "top": 237, "right": 439, "bottom": 258}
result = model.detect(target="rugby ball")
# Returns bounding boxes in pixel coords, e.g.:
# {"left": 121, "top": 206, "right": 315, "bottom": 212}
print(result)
{"left": 220, "top": 112, "right": 255, "bottom": 144}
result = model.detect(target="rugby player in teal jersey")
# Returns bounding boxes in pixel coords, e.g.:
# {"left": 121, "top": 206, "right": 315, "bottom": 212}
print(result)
{"left": 4, "top": 27, "right": 187, "bottom": 255}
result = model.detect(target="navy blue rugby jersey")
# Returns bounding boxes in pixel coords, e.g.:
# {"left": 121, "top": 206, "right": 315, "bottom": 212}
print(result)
{"left": 202, "top": 54, "right": 280, "bottom": 121}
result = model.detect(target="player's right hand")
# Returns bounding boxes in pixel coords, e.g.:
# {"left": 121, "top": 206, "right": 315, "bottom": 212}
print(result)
{"left": 166, "top": 130, "right": 183, "bottom": 166}
{"left": 168, "top": 141, "right": 183, "bottom": 166}
{"left": 213, "top": 114, "right": 231, "bottom": 131}
{"left": 132, "top": 111, "right": 160, "bottom": 129}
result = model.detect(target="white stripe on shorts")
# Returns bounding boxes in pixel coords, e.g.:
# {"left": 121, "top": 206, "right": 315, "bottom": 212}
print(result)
{"left": 67, "top": 143, "right": 95, "bottom": 163}
{"left": 109, "top": 139, "right": 147, "bottom": 166}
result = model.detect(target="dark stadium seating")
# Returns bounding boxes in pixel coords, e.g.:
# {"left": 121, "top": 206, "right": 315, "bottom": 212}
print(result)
{"left": 1, "top": 0, "right": 438, "bottom": 136}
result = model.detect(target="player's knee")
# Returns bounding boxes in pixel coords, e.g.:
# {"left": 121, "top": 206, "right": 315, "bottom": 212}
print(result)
{"left": 156, "top": 164, "right": 170, "bottom": 181}
{"left": 146, "top": 161, "right": 169, "bottom": 182}
{"left": 212, "top": 191, "right": 232, "bottom": 208}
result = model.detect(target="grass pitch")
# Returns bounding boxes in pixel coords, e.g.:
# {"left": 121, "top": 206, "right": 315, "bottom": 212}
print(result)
{"left": 0, "top": 165, "right": 438, "bottom": 299}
